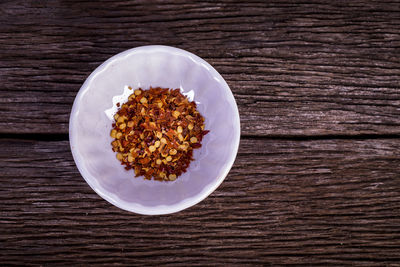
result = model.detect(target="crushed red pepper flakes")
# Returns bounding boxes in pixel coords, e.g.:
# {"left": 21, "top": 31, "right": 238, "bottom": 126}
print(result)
{"left": 110, "top": 87, "right": 209, "bottom": 181}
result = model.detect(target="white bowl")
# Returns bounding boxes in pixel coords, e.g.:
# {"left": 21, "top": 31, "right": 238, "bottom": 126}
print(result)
{"left": 69, "top": 45, "right": 240, "bottom": 215}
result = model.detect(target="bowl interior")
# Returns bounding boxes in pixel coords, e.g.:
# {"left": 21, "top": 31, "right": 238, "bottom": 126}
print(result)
{"left": 70, "top": 46, "right": 240, "bottom": 215}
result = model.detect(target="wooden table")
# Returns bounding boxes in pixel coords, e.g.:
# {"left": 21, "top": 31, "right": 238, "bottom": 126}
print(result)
{"left": 1, "top": 1, "right": 400, "bottom": 265}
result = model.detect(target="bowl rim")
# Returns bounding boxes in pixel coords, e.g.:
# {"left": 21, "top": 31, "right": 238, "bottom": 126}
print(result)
{"left": 69, "top": 45, "right": 240, "bottom": 215}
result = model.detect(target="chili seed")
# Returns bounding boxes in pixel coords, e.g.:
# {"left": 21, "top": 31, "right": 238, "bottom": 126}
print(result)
{"left": 110, "top": 129, "right": 117, "bottom": 138}
{"left": 140, "top": 97, "right": 147, "bottom": 104}
{"left": 117, "top": 116, "right": 125, "bottom": 123}
{"left": 172, "top": 110, "right": 180, "bottom": 118}
{"left": 119, "top": 123, "right": 126, "bottom": 130}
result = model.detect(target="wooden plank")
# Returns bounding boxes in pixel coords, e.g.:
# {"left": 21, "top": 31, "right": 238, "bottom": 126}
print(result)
{"left": 1, "top": 138, "right": 399, "bottom": 265}
{"left": 1, "top": 1, "right": 400, "bottom": 136}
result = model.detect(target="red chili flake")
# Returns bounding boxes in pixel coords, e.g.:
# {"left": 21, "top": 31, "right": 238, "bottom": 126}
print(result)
{"left": 110, "top": 87, "right": 209, "bottom": 181}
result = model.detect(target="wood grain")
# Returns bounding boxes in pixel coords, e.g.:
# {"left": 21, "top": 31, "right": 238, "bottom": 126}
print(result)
{"left": 1, "top": 0, "right": 400, "bottom": 136}
{"left": 1, "top": 138, "right": 399, "bottom": 266}
{"left": 1, "top": 0, "right": 400, "bottom": 266}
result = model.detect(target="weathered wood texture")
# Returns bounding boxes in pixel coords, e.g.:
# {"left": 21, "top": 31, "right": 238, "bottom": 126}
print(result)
{"left": 1, "top": 0, "right": 400, "bottom": 266}
{"left": 1, "top": 0, "right": 400, "bottom": 136}
{"left": 1, "top": 139, "right": 400, "bottom": 266}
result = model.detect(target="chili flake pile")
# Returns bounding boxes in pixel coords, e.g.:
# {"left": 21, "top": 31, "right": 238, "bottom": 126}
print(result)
{"left": 110, "top": 87, "right": 209, "bottom": 181}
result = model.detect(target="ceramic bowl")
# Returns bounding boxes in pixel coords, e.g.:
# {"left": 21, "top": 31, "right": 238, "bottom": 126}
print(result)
{"left": 69, "top": 45, "right": 240, "bottom": 215}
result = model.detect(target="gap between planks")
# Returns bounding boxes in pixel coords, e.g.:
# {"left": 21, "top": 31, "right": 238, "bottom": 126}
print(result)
{"left": 1, "top": 133, "right": 400, "bottom": 142}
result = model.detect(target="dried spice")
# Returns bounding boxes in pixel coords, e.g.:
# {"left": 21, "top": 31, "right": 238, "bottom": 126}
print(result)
{"left": 110, "top": 87, "right": 209, "bottom": 181}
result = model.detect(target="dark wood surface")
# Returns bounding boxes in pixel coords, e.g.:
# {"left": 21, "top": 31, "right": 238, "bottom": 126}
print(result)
{"left": 1, "top": 0, "right": 399, "bottom": 266}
